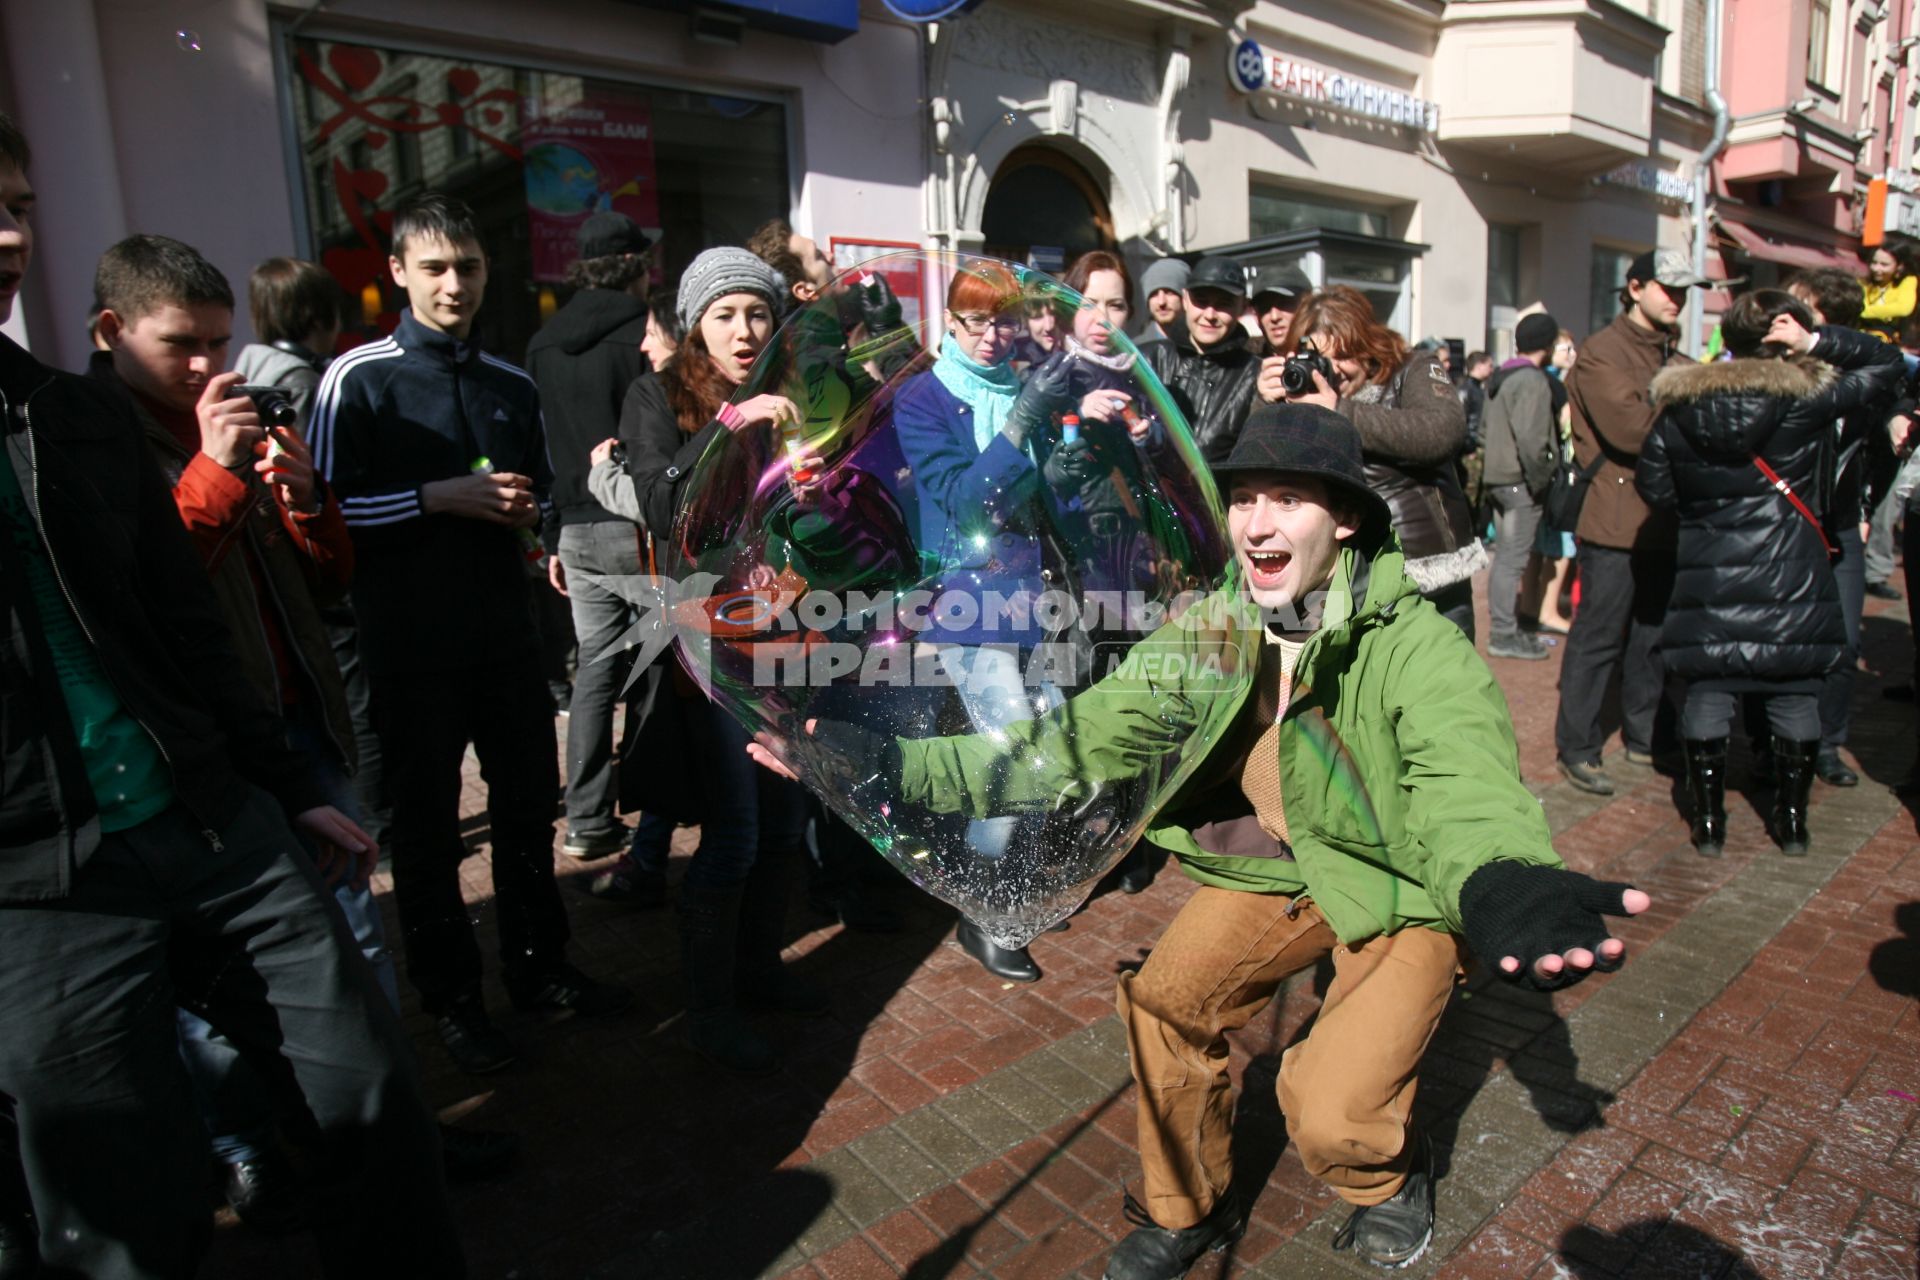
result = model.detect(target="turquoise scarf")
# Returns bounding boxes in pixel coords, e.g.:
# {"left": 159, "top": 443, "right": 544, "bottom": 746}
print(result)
{"left": 931, "top": 334, "right": 1019, "bottom": 453}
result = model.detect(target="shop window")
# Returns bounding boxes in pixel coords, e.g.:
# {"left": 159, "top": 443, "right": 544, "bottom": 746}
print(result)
{"left": 1590, "top": 247, "right": 1636, "bottom": 336}
{"left": 1249, "top": 184, "right": 1391, "bottom": 240}
{"left": 283, "top": 35, "right": 790, "bottom": 361}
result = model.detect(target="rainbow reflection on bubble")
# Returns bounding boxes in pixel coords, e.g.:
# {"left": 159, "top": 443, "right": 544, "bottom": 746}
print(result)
{"left": 665, "top": 250, "right": 1250, "bottom": 947}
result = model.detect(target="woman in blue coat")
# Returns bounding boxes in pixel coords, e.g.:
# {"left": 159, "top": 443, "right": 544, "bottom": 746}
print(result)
{"left": 893, "top": 260, "right": 1081, "bottom": 981}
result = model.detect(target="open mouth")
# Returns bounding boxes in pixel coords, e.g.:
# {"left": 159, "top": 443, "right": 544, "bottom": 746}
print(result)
{"left": 1244, "top": 548, "right": 1290, "bottom": 586}
{"left": 0, "top": 270, "right": 19, "bottom": 295}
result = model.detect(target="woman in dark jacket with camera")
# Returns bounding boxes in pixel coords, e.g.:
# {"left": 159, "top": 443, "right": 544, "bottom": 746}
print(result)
{"left": 1286, "top": 286, "right": 1481, "bottom": 636}
{"left": 1638, "top": 291, "right": 1902, "bottom": 858}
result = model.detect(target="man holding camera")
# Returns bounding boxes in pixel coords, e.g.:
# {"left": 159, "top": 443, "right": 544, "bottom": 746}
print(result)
{"left": 88, "top": 234, "right": 407, "bottom": 1224}
{"left": 1481, "top": 313, "right": 1563, "bottom": 661}
{"left": 0, "top": 112, "right": 461, "bottom": 1279}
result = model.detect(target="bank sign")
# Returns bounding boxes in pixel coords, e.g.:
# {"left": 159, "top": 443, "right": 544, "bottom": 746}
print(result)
{"left": 1229, "top": 39, "right": 1438, "bottom": 132}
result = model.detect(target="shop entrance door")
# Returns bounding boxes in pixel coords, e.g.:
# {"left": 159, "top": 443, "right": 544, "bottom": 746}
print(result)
{"left": 980, "top": 146, "right": 1114, "bottom": 272}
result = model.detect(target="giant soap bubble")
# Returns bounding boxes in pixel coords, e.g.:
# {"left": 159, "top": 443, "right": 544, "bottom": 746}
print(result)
{"left": 665, "top": 252, "right": 1255, "bottom": 947}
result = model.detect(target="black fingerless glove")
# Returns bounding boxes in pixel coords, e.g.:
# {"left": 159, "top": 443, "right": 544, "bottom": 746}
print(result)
{"left": 1457, "top": 861, "right": 1638, "bottom": 991}
{"left": 1003, "top": 351, "right": 1076, "bottom": 448}
{"left": 804, "top": 718, "right": 902, "bottom": 796}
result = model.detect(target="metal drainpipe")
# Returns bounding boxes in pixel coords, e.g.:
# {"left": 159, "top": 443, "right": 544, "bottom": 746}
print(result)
{"left": 1689, "top": 0, "right": 1729, "bottom": 357}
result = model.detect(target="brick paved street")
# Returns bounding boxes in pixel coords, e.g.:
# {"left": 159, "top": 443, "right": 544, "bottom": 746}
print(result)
{"left": 201, "top": 578, "right": 1920, "bottom": 1280}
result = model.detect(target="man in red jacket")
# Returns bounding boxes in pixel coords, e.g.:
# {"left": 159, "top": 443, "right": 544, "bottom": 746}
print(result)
{"left": 0, "top": 112, "right": 460, "bottom": 1280}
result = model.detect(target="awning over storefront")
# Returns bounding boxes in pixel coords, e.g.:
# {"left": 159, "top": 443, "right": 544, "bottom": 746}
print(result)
{"left": 1716, "top": 218, "right": 1862, "bottom": 275}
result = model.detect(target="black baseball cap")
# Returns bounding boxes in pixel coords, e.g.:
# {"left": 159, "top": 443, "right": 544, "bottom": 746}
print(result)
{"left": 577, "top": 211, "right": 653, "bottom": 260}
{"left": 1186, "top": 255, "right": 1248, "bottom": 299}
{"left": 1250, "top": 265, "right": 1313, "bottom": 306}
{"left": 1214, "top": 403, "right": 1392, "bottom": 535}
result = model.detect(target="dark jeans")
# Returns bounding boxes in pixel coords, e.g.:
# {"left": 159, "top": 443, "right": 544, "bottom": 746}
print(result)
{"left": 1487, "top": 485, "right": 1543, "bottom": 638}
{"left": 0, "top": 791, "right": 460, "bottom": 1279}
{"left": 1683, "top": 687, "right": 1820, "bottom": 741}
{"left": 559, "top": 521, "right": 644, "bottom": 837}
{"left": 325, "top": 603, "right": 392, "bottom": 849}
{"left": 372, "top": 655, "right": 569, "bottom": 1012}
{"left": 628, "top": 696, "right": 805, "bottom": 891}
{"left": 1555, "top": 543, "right": 1673, "bottom": 764}
{"left": 1819, "top": 524, "right": 1866, "bottom": 750}
{"left": 176, "top": 714, "right": 399, "bottom": 1164}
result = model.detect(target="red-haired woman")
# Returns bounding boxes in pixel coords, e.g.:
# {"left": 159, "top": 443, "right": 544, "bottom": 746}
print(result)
{"left": 1287, "top": 286, "right": 1480, "bottom": 636}
{"left": 893, "top": 260, "right": 1083, "bottom": 982}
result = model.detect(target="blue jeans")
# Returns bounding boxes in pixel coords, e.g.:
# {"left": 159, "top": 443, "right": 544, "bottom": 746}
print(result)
{"left": 629, "top": 696, "right": 804, "bottom": 890}
{"left": 176, "top": 718, "right": 398, "bottom": 1163}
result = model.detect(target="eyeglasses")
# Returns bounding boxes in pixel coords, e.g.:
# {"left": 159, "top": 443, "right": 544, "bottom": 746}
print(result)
{"left": 950, "top": 311, "right": 1021, "bottom": 336}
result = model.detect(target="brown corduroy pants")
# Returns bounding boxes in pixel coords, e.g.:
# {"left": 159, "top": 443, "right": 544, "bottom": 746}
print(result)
{"left": 1115, "top": 885, "right": 1462, "bottom": 1229}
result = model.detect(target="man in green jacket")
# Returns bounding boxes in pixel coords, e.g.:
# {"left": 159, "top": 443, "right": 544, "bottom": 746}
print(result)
{"left": 753, "top": 403, "right": 1650, "bottom": 1275}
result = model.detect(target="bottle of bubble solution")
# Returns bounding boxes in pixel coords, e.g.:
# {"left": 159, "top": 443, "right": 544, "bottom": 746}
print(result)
{"left": 780, "top": 408, "right": 818, "bottom": 487}
{"left": 1059, "top": 412, "right": 1081, "bottom": 447}
{"left": 470, "top": 455, "right": 546, "bottom": 565}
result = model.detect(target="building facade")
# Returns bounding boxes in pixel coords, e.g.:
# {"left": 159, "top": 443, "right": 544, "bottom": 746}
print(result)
{"left": 0, "top": 0, "right": 928, "bottom": 369}
{"left": 4, "top": 0, "right": 1737, "bottom": 369}
{"left": 1716, "top": 0, "right": 1917, "bottom": 293}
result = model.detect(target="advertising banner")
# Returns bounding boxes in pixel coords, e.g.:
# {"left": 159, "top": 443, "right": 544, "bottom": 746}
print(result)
{"left": 523, "top": 95, "right": 660, "bottom": 282}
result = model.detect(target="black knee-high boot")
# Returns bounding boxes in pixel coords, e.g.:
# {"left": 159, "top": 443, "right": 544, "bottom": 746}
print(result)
{"left": 677, "top": 883, "right": 777, "bottom": 1075}
{"left": 1684, "top": 738, "right": 1728, "bottom": 857}
{"left": 1772, "top": 737, "right": 1819, "bottom": 857}
{"left": 736, "top": 851, "right": 830, "bottom": 1016}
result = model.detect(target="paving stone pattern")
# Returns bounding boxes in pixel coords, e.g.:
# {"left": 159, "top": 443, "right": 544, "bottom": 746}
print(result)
{"left": 196, "top": 583, "right": 1920, "bottom": 1279}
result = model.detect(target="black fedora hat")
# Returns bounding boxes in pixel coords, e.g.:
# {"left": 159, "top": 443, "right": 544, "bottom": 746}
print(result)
{"left": 1213, "top": 402, "right": 1392, "bottom": 535}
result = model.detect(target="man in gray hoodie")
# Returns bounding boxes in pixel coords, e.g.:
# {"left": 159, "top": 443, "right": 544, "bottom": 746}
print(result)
{"left": 1481, "top": 312, "right": 1562, "bottom": 661}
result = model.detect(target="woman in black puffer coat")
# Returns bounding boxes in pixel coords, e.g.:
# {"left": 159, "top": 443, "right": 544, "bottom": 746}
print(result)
{"left": 1638, "top": 290, "right": 1902, "bottom": 858}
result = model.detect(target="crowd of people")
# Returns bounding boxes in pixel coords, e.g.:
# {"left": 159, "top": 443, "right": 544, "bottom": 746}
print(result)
{"left": 1, "top": 93, "right": 1917, "bottom": 1278}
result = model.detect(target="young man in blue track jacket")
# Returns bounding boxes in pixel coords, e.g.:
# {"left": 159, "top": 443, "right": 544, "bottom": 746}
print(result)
{"left": 311, "top": 193, "right": 629, "bottom": 1074}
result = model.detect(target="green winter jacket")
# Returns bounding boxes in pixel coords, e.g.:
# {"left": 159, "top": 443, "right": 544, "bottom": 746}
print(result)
{"left": 894, "top": 536, "right": 1562, "bottom": 945}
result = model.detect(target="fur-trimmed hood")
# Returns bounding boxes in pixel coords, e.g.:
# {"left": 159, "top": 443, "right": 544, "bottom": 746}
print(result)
{"left": 1648, "top": 354, "right": 1837, "bottom": 460}
{"left": 1650, "top": 353, "right": 1835, "bottom": 405}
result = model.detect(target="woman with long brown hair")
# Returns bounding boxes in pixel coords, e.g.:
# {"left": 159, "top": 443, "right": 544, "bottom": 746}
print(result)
{"left": 1286, "top": 286, "right": 1480, "bottom": 635}
{"left": 596, "top": 247, "right": 823, "bottom": 1076}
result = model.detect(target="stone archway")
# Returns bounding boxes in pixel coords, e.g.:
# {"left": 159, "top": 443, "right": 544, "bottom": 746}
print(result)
{"left": 979, "top": 144, "right": 1116, "bottom": 270}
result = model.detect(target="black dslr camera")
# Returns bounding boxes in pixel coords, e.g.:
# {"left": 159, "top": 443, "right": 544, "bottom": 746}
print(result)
{"left": 1280, "top": 342, "right": 1336, "bottom": 399}
{"left": 232, "top": 385, "right": 299, "bottom": 430}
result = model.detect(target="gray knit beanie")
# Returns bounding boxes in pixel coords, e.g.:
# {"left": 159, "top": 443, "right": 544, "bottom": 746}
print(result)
{"left": 677, "top": 247, "right": 784, "bottom": 333}
{"left": 1140, "top": 257, "right": 1191, "bottom": 298}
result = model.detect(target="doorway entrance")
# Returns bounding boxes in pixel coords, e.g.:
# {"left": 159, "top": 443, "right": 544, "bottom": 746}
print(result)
{"left": 980, "top": 145, "right": 1114, "bottom": 273}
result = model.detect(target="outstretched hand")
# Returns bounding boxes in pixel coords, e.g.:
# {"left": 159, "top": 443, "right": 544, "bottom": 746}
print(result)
{"left": 748, "top": 717, "right": 900, "bottom": 796}
{"left": 1458, "top": 862, "right": 1651, "bottom": 991}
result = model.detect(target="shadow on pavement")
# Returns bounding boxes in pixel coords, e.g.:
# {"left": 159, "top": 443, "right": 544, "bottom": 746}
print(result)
{"left": 896, "top": 1083, "right": 1130, "bottom": 1280}
{"left": 1869, "top": 901, "right": 1920, "bottom": 997}
{"left": 1556, "top": 1218, "right": 1764, "bottom": 1277}
{"left": 1416, "top": 974, "right": 1615, "bottom": 1190}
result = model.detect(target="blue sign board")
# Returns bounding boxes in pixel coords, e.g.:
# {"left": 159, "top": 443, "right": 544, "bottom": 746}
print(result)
{"left": 627, "top": 0, "right": 860, "bottom": 43}
{"left": 883, "top": 0, "right": 985, "bottom": 18}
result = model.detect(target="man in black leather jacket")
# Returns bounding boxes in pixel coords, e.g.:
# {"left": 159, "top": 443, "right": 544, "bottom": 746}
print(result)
{"left": 1140, "top": 255, "right": 1266, "bottom": 465}
{"left": 0, "top": 114, "right": 460, "bottom": 1279}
